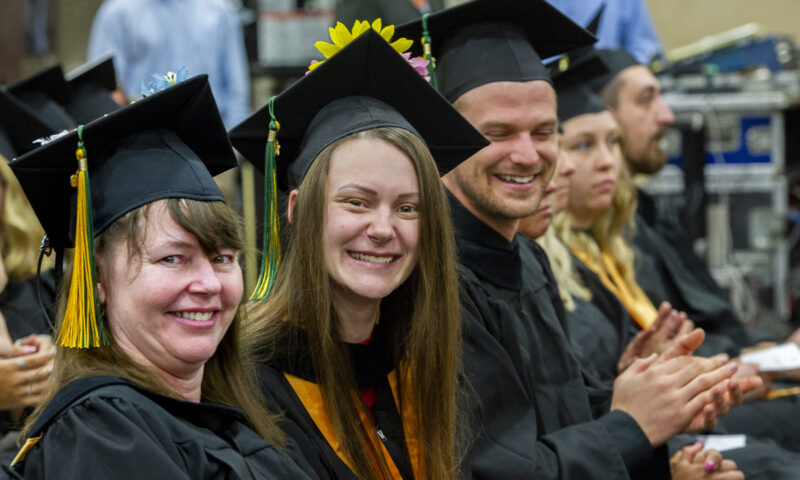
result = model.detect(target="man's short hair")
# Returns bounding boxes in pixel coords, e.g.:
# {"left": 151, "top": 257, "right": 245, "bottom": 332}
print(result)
{"left": 600, "top": 73, "right": 625, "bottom": 110}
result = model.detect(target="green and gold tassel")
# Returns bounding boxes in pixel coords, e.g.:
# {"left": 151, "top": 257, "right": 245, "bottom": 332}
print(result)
{"left": 249, "top": 97, "right": 282, "bottom": 301}
{"left": 59, "top": 125, "right": 107, "bottom": 348}
{"left": 421, "top": 13, "right": 439, "bottom": 91}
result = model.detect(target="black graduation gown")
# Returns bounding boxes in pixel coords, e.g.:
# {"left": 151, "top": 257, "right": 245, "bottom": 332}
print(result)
{"left": 568, "top": 254, "right": 800, "bottom": 479}
{"left": 451, "top": 195, "right": 668, "bottom": 480}
{"left": 565, "top": 256, "right": 639, "bottom": 386}
{"left": 256, "top": 320, "right": 416, "bottom": 480}
{"left": 5, "top": 376, "right": 316, "bottom": 479}
{"left": 633, "top": 192, "right": 800, "bottom": 456}
{"left": 0, "top": 270, "right": 56, "bottom": 341}
{"left": 632, "top": 190, "right": 758, "bottom": 356}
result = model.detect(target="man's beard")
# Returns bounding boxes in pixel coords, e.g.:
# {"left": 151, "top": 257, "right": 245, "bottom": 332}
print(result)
{"left": 626, "top": 135, "right": 668, "bottom": 175}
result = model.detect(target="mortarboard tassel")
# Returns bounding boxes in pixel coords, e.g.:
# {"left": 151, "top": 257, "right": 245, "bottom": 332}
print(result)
{"left": 558, "top": 55, "right": 570, "bottom": 73}
{"left": 249, "top": 96, "right": 281, "bottom": 301}
{"left": 59, "top": 125, "right": 107, "bottom": 348}
{"left": 421, "top": 14, "right": 439, "bottom": 91}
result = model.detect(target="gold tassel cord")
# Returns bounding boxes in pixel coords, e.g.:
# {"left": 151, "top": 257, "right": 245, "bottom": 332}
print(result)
{"left": 58, "top": 125, "right": 107, "bottom": 348}
{"left": 421, "top": 14, "right": 439, "bottom": 91}
{"left": 249, "top": 97, "right": 282, "bottom": 301}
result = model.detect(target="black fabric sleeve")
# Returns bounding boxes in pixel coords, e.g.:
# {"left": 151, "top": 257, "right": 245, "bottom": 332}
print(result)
{"left": 459, "top": 277, "right": 635, "bottom": 480}
{"left": 597, "top": 410, "right": 657, "bottom": 475}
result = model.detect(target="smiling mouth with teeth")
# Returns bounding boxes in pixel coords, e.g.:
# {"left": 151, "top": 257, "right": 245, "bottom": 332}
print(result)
{"left": 496, "top": 174, "right": 535, "bottom": 184}
{"left": 348, "top": 252, "right": 396, "bottom": 264}
{"left": 174, "top": 311, "right": 214, "bottom": 321}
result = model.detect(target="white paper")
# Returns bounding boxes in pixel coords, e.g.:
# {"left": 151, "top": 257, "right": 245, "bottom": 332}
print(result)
{"left": 740, "top": 343, "right": 800, "bottom": 372}
{"left": 696, "top": 434, "right": 747, "bottom": 452}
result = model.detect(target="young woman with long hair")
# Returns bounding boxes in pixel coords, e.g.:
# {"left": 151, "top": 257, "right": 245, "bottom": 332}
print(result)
{"left": 231, "top": 30, "right": 487, "bottom": 480}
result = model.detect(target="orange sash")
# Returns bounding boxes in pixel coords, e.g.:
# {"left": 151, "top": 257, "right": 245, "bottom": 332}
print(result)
{"left": 571, "top": 248, "right": 657, "bottom": 329}
{"left": 285, "top": 369, "right": 424, "bottom": 479}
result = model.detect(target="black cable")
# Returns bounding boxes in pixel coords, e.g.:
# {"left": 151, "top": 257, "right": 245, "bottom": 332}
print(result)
{"left": 35, "top": 235, "right": 55, "bottom": 334}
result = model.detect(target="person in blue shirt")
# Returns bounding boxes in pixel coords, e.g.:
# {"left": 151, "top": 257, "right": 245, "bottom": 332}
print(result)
{"left": 546, "top": 0, "right": 665, "bottom": 64}
{"left": 87, "top": 0, "right": 251, "bottom": 128}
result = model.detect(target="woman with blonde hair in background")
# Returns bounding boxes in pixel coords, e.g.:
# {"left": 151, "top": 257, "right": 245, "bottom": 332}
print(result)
{"left": 518, "top": 56, "right": 749, "bottom": 479}
{"left": 0, "top": 156, "right": 56, "bottom": 463}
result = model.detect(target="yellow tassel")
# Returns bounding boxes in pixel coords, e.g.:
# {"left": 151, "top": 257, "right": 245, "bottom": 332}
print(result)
{"left": 58, "top": 126, "right": 107, "bottom": 348}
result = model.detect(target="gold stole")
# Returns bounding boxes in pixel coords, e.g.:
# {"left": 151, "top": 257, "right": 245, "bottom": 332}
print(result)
{"left": 285, "top": 369, "right": 424, "bottom": 479}
{"left": 571, "top": 248, "right": 657, "bottom": 329}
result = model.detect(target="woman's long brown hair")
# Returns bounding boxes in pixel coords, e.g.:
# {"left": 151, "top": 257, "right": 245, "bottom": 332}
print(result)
{"left": 22, "top": 199, "right": 285, "bottom": 446}
{"left": 245, "top": 127, "right": 462, "bottom": 479}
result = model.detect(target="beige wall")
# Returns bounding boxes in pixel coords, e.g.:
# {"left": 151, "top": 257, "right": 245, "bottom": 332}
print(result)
{"left": 4, "top": 0, "right": 104, "bottom": 83}
{"left": 58, "top": 0, "right": 105, "bottom": 71}
{"left": 647, "top": 0, "right": 799, "bottom": 53}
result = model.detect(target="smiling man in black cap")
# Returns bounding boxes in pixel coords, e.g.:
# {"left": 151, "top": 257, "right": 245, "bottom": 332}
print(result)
{"left": 397, "top": 1, "right": 745, "bottom": 478}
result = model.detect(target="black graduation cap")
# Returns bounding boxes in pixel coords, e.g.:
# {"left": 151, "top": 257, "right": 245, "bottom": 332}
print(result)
{"left": 587, "top": 49, "right": 640, "bottom": 94}
{"left": 229, "top": 28, "right": 488, "bottom": 301}
{"left": 0, "top": 127, "right": 14, "bottom": 160}
{"left": 65, "top": 56, "right": 122, "bottom": 124}
{"left": 551, "top": 55, "right": 609, "bottom": 123}
{"left": 0, "top": 87, "right": 57, "bottom": 159}
{"left": 8, "top": 65, "right": 77, "bottom": 132}
{"left": 10, "top": 74, "right": 237, "bottom": 251}
{"left": 558, "top": 5, "right": 605, "bottom": 67}
{"left": 229, "top": 28, "right": 489, "bottom": 190}
{"left": 395, "top": 0, "right": 597, "bottom": 102}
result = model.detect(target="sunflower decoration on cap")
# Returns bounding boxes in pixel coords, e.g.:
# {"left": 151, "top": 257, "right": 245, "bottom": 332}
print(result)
{"left": 308, "top": 19, "right": 430, "bottom": 81}
{"left": 238, "top": 19, "right": 450, "bottom": 301}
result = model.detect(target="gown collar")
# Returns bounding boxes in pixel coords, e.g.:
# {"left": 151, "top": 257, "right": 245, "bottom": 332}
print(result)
{"left": 268, "top": 318, "right": 399, "bottom": 388}
{"left": 448, "top": 190, "right": 522, "bottom": 290}
{"left": 28, "top": 376, "right": 244, "bottom": 440}
{"left": 636, "top": 187, "right": 657, "bottom": 226}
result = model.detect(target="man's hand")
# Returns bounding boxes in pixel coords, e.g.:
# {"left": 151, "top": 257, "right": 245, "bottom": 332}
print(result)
{"left": 611, "top": 342, "right": 738, "bottom": 447}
